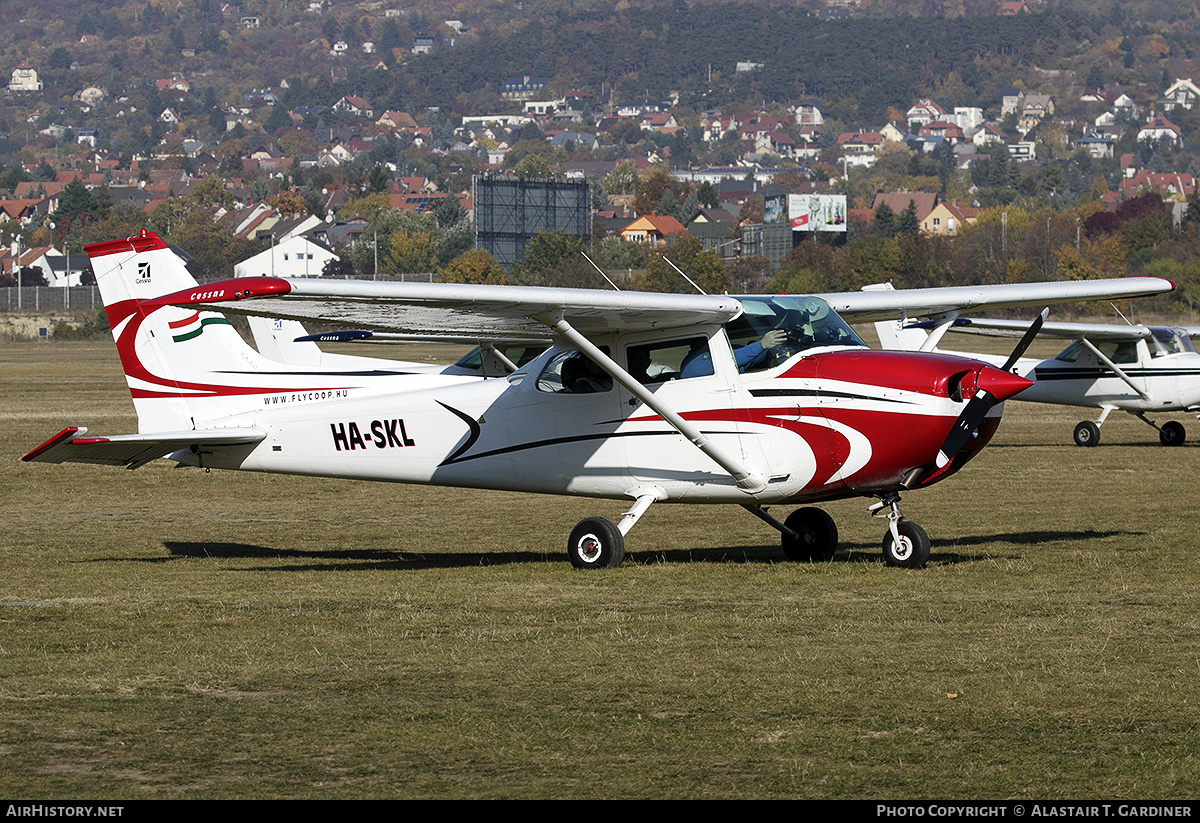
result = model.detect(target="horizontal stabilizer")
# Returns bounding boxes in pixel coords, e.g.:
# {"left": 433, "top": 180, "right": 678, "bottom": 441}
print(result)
{"left": 23, "top": 427, "right": 266, "bottom": 470}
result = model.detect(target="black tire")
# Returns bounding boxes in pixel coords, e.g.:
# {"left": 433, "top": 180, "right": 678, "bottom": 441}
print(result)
{"left": 1073, "top": 421, "right": 1100, "bottom": 447}
{"left": 781, "top": 507, "right": 838, "bottom": 562}
{"left": 1160, "top": 421, "right": 1185, "bottom": 447}
{"left": 882, "top": 520, "right": 931, "bottom": 569}
{"left": 567, "top": 517, "right": 626, "bottom": 569}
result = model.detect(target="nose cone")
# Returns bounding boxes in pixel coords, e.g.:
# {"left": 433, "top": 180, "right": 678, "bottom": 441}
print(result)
{"left": 976, "top": 366, "right": 1034, "bottom": 402}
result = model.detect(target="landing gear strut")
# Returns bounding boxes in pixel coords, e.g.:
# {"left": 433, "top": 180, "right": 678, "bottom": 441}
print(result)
{"left": 870, "top": 494, "right": 931, "bottom": 569}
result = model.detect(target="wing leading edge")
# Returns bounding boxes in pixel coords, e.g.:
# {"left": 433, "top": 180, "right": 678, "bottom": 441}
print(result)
{"left": 148, "top": 277, "right": 745, "bottom": 340}
{"left": 824, "top": 278, "right": 1175, "bottom": 323}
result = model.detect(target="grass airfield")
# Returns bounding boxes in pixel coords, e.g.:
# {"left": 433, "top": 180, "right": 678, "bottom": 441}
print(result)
{"left": 2, "top": 338, "right": 1199, "bottom": 799}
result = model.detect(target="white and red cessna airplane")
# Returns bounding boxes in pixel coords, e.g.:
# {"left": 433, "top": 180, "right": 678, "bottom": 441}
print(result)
{"left": 23, "top": 232, "right": 1173, "bottom": 569}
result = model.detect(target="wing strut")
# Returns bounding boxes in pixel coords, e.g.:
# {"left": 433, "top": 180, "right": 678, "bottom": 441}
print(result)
{"left": 1078, "top": 338, "right": 1153, "bottom": 401}
{"left": 547, "top": 315, "right": 768, "bottom": 494}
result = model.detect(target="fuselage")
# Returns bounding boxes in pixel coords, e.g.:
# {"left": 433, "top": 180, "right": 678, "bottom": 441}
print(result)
{"left": 183, "top": 332, "right": 1027, "bottom": 507}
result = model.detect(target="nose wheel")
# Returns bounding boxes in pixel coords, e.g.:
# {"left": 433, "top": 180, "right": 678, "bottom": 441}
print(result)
{"left": 871, "top": 495, "right": 931, "bottom": 568}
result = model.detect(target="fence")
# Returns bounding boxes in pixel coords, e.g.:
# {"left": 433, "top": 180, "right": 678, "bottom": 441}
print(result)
{"left": 1, "top": 274, "right": 434, "bottom": 314}
{"left": 1, "top": 286, "right": 102, "bottom": 313}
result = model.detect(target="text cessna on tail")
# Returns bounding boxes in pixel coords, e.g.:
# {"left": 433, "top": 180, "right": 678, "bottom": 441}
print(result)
{"left": 24, "top": 232, "right": 1173, "bottom": 569}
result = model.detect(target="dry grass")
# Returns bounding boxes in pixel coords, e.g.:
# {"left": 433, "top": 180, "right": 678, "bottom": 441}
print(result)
{"left": 2, "top": 339, "right": 1200, "bottom": 799}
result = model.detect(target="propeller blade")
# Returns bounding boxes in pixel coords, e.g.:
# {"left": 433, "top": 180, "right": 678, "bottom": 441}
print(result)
{"left": 936, "top": 391, "right": 993, "bottom": 468}
{"left": 936, "top": 365, "right": 1037, "bottom": 469}
{"left": 1001, "top": 307, "right": 1049, "bottom": 372}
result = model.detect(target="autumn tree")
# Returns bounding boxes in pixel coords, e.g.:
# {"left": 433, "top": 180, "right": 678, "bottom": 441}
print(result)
{"left": 440, "top": 249, "right": 506, "bottom": 285}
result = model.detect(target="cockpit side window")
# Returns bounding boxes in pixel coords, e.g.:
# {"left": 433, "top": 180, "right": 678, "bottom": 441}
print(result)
{"left": 629, "top": 337, "right": 713, "bottom": 382}
{"left": 536, "top": 350, "right": 613, "bottom": 394}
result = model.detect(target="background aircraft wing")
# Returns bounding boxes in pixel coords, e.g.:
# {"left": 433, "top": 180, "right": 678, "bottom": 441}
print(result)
{"left": 152, "top": 278, "right": 744, "bottom": 341}
{"left": 821, "top": 278, "right": 1174, "bottom": 323}
{"left": 929, "top": 317, "right": 1156, "bottom": 341}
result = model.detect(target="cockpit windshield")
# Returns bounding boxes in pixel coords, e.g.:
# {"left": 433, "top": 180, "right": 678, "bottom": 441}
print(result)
{"left": 726, "top": 296, "right": 867, "bottom": 372}
{"left": 1149, "top": 327, "right": 1196, "bottom": 357}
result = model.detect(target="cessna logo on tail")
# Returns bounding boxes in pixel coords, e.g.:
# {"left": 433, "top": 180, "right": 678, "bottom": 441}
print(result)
{"left": 136, "top": 261, "right": 151, "bottom": 284}
{"left": 331, "top": 419, "right": 416, "bottom": 451}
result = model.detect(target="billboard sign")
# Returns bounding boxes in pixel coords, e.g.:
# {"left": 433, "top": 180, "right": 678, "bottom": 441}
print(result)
{"left": 788, "top": 194, "right": 847, "bottom": 232}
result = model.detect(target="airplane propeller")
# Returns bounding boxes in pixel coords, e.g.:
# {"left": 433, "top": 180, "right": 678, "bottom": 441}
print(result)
{"left": 935, "top": 308, "right": 1047, "bottom": 468}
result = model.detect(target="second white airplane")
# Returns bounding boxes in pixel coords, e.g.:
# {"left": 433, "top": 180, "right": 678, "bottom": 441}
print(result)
{"left": 877, "top": 311, "right": 1200, "bottom": 447}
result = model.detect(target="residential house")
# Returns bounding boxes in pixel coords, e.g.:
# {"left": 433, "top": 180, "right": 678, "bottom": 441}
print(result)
{"left": 1008, "top": 141, "right": 1037, "bottom": 161}
{"left": 972, "top": 123, "right": 1007, "bottom": 148}
{"left": 76, "top": 87, "right": 106, "bottom": 107}
{"left": 412, "top": 37, "right": 435, "bottom": 55}
{"left": 1160, "top": 79, "right": 1200, "bottom": 111}
{"left": 1018, "top": 95, "right": 1054, "bottom": 134}
{"left": 998, "top": 1, "right": 1030, "bottom": 13}
{"left": 332, "top": 96, "right": 373, "bottom": 118}
{"left": 377, "top": 111, "right": 419, "bottom": 130}
{"left": 871, "top": 192, "right": 939, "bottom": 225}
{"left": 921, "top": 201, "right": 978, "bottom": 237}
{"left": 9, "top": 61, "right": 42, "bottom": 92}
{"left": 549, "top": 132, "right": 599, "bottom": 151}
{"left": 918, "top": 120, "right": 966, "bottom": 144}
{"left": 1119, "top": 171, "right": 1196, "bottom": 202}
{"left": 1138, "top": 113, "right": 1182, "bottom": 145}
{"left": 0, "top": 199, "right": 47, "bottom": 227}
{"left": 641, "top": 112, "right": 680, "bottom": 134}
{"left": 836, "top": 131, "right": 884, "bottom": 157}
{"left": 906, "top": 99, "right": 947, "bottom": 131}
{"left": 879, "top": 121, "right": 908, "bottom": 143}
{"left": 793, "top": 100, "right": 825, "bottom": 127}
{"left": 1000, "top": 89, "right": 1023, "bottom": 118}
{"left": 500, "top": 76, "right": 550, "bottom": 102}
{"left": 619, "top": 214, "right": 687, "bottom": 247}
{"left": 234, "top": 235, "right": 338, "bottom": 278}
{"left": 1075, "top": 132, "right": 1115, "bottom": 159}
{"left": 1112, "top": 94, "right": 1138, "bottom": 121}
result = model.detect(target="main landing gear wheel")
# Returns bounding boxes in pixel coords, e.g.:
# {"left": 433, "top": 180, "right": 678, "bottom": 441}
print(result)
{"left": 781, "top": 507, "right": 838, "bottom": 562}
{"left": 567, "top": 517, "right": 626, "bottom": 569}
{"left": 882, "top": 520, "right": 931, "bottom": 569}
{"left": 1160, "top": 421, "right": 1186, "bottom": 446}
{"left": 1073, "top": 420, "right": 1100, "bottom": 447}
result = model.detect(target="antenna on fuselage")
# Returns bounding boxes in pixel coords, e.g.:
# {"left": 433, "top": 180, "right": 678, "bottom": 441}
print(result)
{"left": 581, "top": 251, "right": 621, "bottom": 291}
{"left": 663, "top": 256, "right": 707, "bottom": 295}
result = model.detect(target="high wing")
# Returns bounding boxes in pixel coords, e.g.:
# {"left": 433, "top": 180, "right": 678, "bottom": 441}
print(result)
{"left": 155, "top": 277, "right": 744, "bottom": 340}
{"left": 917, "top": 317, "right": 1157, "bottom": 342}
{"left": 822, "top": 278, "right": 1174, "bottom": 324}
{"left": 23, "top": 427, "right": 266, "bottom": 470}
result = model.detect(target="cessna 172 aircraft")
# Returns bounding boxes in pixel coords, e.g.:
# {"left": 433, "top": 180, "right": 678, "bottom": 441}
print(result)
{"left": 23, "top": 232, "right": 1173, "bottom": 569}
{"left": 876, "top": 312, "right": 1200, "bottom": 447}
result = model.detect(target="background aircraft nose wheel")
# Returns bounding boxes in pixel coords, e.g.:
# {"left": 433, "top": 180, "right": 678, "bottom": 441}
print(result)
{"left": 781, "top": 507, "right": 838, "bottom": 562}
{"left": 1159, "top": 421, "right": 1185, "bottom": 446}
{"left": 882, "top": 520, "right": 931, "bottom": 568}
{"left": 1073, "top": 420, "right": 1100, "bottom": 447}
{"left": 567, "top": 517, "right": 626, "bottom": 569}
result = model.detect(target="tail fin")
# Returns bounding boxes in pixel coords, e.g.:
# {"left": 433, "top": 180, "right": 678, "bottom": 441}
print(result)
{"left": 86, "top": 231, "right": 303, "bottom": 432}
{"left": 874, "top": 319, "right": 931, "bottom": 352}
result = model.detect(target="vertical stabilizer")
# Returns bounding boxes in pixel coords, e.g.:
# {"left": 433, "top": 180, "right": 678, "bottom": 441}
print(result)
{"left": 874, "top": 319, "right": 931, "bottom": 352}
{"left": 85, "top": 232, "right": 291, "bottom": 432}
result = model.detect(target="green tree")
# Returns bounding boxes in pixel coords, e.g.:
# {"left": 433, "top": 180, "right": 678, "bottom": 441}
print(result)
{"left": 511, "top": 230, "right": 594, "bottom": 288}
{"left": 895, "top": 200, "right": 920, "bottom": 237}
{"left": 54, "top": 179, "right": 93, "bottom": 221}
{"left": 639, "top": 235, "right": 729, "bottom": 294}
